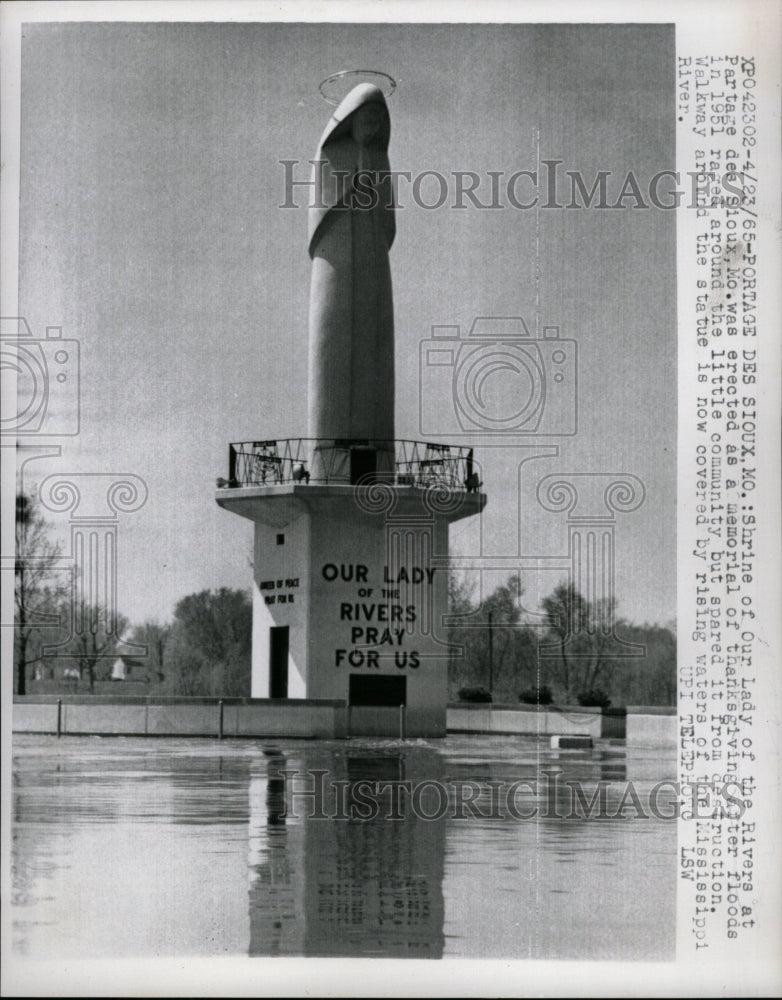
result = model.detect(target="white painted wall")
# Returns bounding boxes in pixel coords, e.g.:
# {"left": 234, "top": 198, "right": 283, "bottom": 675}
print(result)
{"left": 251, "top": 510, "right": 310, "bottom": 698}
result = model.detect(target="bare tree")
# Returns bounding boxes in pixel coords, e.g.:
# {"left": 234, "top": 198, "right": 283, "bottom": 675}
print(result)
{"left": 66, "top": 604, "right": 130, "bottom": 692}
{"left": 129, "top": 620, "right": 170, "bottom": 682}
{"left": 14, "top": 492, "right": 66, "bottom": 695}
{"left": 479, "top": 574, "right": 524, "bottom": 693}
{"left": 163, "top": 588, "right": 252, "bottom": 697}
{"left": 446, "top": 570, "right": 477, "bottom": 691}
{"left": 449, "top": 573, "right": 677, "bottom": 705}
{"left": 447, "top": 573, "right": 539, "bottom": 699}
{"left": 581, "top": 595, "right": 619, "bottom": 691}
{"left": 539, "top": 581, "right": 589, "bottom": 700}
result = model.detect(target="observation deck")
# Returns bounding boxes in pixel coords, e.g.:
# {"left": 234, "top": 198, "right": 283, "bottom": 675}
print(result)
{"left": 215, "top": 438, "right": 486, "bottom": 525}
{"left": 217, "top": 438, "right": 484, "bottom": 492}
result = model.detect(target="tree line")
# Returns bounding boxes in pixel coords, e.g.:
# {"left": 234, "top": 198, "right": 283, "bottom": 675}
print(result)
{"left": 14, "top": 492, "right": 675, "bottom": 705}
{"left": 13, "top": 492, "right": 251, "bottom": 697}
{"left": 447, "top": 572, "right": 676, "bottom": 706}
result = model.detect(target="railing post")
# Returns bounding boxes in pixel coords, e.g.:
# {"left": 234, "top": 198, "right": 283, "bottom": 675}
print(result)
{"left": 228, "top": 445, "right": 237, "bottom": 485}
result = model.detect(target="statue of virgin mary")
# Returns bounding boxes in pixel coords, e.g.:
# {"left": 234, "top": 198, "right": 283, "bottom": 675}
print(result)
{"left": 307, "top": 84, "right": 396, "bottom": 478}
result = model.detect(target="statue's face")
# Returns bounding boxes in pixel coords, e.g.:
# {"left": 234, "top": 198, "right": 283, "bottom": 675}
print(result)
{"left": 350, "top": 102, "right": 387, "bottom": 146}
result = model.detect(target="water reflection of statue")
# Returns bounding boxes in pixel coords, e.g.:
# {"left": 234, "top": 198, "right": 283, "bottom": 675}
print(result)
{"left": 308, "top": 84, "right": 396, "bottom": 458}
{"left": 247, "top": 748, "right": 446, "bottom": 958}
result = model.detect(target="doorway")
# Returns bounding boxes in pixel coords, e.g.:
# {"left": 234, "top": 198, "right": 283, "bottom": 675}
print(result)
{"left": 350, "top": 448, "right": 377, "bottom": 484}
{"left": 269, "top": 626, "right": 289, "bottom": 698}
{"left": 349, "top": 674, "right": 406, "bottom": 706}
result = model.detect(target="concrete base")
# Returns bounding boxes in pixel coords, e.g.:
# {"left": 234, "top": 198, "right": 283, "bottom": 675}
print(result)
{"left": 348, "top": 704, "right": 446, "bottom": 738}
{"left": 446, "top": 703, "right": 676, "bottom": 749}
{"left": 217, "top": 483, "right": 485, "bottom": 737}
{"left": 14, "top": 698, "right": 676, "bottom": 747}
{"left": 447, "top": 704, "right": 605, "bottom": 739}
{"left": 13, "top": 696, "right": 348, "bottom": 740}
{"left": 625, "top": 706, "right": 678, "bottom": 747}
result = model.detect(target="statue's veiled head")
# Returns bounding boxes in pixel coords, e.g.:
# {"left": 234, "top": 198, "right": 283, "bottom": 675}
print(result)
{"left": 318, "top": 83, "right": 391, "bottom": 152}
{"left": 309, "top": 82, "right": 395, "bottom": 253}
{"left": 350, "top": 101, "right": 389, "bottom": 147}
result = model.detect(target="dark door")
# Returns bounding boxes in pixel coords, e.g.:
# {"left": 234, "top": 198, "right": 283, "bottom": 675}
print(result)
{"left": 269, "top": 626, "right": 289, "bottom": 698}
{"left": 349, "top": 674, "right": 406, "bottom": 706}
{"left": 350, "top": 448, "right": 377, "bottom": 484}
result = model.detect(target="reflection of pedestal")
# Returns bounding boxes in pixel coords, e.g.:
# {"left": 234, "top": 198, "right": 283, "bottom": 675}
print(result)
{"left": 247, "top": 747, "right": 446, "bottom": 958}
{"left": 217, "top": 483, "right": 484, "bottom": 736}
{"left": 248, "top": 752, "right": 306, "bottom": 957}
{"left": 302, "top": 749, "right": 446, "bottom": 958}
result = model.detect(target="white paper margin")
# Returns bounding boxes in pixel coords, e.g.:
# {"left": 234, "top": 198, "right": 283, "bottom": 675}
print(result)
{"left": 1, "top": 2, "right": 779, "bottom": 997}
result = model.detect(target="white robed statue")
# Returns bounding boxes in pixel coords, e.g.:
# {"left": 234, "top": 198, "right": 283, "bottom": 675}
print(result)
{"left": 307, "top": 84, "right": 396, "bottom": 481}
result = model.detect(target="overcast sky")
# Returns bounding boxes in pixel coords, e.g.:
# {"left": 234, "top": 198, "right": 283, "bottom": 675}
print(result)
{"left": 16, "top": 21, "right": 676, "bottom": 629}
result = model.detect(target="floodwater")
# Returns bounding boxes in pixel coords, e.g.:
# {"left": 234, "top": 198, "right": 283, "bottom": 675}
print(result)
{"left": 10, "top": 734, "right": 676, "bottom": 961}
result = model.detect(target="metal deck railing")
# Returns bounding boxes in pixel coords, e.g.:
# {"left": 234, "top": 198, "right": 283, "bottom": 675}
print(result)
{"left": 217, "top": 438, "right": 483, "bottom": 492}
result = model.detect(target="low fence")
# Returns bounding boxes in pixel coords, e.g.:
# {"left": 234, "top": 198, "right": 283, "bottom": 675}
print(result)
{"left": 26, "top": 679, "right": 164, "bottom": 697}
{"left": 13, "top": 697, "right": 676, "bottom": 745}
{"left": 13, "top": 696, "right": 348, "bottom": 740}
{"left": 447, "top": 703, "right": 608, "bottom": 739}
{"left": 348, "top": 705, "right": 446, "bottom": 739}
{"left": 447, "top": 703, "right": 677, "bottom": 747}
{"left": 625, "top": 705, "right": 678, "bottom": 748}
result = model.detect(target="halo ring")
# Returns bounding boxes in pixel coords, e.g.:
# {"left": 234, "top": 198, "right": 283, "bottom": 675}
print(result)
{"left": 318, "top": 69, "right": 397, "bottom": 106}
